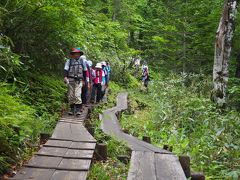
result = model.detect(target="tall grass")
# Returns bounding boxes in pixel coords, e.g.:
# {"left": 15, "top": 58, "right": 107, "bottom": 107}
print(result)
{"left": 120, "top": 72, "right": 240, "bottom": 179}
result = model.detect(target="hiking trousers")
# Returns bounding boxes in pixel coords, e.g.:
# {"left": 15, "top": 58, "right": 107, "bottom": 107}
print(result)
{"left": 68, "top": 79, "right": 83, "bottom": 105}
{"left": 91, "top": 83, "right": 102, "bottom": 103}
{"left": 81, "top": 83, "right": 88, "bottom": 104}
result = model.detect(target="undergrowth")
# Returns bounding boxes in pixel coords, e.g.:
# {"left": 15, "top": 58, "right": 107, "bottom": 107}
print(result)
{"left": 120, "top": 72, "right": 240, "bottom": 180}
{"left": 87, "top": 82, "right": 130, "bottom": 180}
{"left": 0, "top": 73, "right": 66, "bottom": 175}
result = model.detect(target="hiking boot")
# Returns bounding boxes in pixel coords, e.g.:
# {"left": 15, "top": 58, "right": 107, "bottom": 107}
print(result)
{"left": 76, "top": 111, "right": 82, "bottom": 115}
{"left": 75, "top": 104, "right": 82, "bottom": 116}
{"left": 68, "top": 111, "right": 73, "bottom": 115}
{"left": 68, "top": 104, "right": 74, "bottom": 115}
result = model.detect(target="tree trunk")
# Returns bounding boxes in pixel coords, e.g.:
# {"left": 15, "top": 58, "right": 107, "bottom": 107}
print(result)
{"left": 212, "top": 0, "right": 237, "bottom": 107}
{"left": 235, "top": 52, "right": 240, "bottom": 78}
{"left": 112, "top": 0, "right": 121, "bottom": 21}
{"left": 138, "top": 30, "right": 144, "bottom": 50}
{"left": 129, "top": 30, "right": 135, "bottom": 47}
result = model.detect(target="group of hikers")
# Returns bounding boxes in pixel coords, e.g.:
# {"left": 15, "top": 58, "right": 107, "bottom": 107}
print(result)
{"left": 64, "top": 47, "right": 149, "bottom": 115}
{"left": 133, "top": 57, "right": 150, "bottom": 89}
{"left": 64, "top": 47, "right": 110, "bottom": 115}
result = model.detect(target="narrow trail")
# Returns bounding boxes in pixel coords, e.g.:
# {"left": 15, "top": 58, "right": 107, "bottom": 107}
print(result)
{"left": 11, "top": 108, "right": 96, "bottom": 180}
{"left": 101, "top": 92, "right": 186, "bottom": 180}
{"left": 11, "top": 92, "right": 187, "bottom": 180}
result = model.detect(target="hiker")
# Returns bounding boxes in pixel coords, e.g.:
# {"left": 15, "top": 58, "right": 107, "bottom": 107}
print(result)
{"left": 101, "top": 61, "right": 108, "bottom": 99}
{"left": 135, "top": 57, "right": 141, "bottom": 72}
{"left": 64, "top": 47, "right": 88, "bottom": 115}
{"left": 106, "top": 62, "right": 111, "bottom": 82}
{"left": 142, "top": 64, "right": 149, "bottom": 90}
{"left": 81, "top": 55, "right": 90, "bottom": 105}
{"left": 91, "top": 63, "right": 103, "bottom": 103}
{"left": 87, "top": 60, "right": 93, "bottom": 103}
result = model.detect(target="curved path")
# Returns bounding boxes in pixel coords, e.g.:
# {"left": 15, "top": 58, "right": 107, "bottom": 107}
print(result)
{"left": 101, "top": 92, "right": 186, "bottom": 180}
{"left": 11, "top": 108, "right": 96, "bottom": 180}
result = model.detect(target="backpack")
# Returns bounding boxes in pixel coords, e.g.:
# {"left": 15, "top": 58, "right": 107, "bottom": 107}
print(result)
{"left": 68, "top": 58, "right": 84, "bottom": 79}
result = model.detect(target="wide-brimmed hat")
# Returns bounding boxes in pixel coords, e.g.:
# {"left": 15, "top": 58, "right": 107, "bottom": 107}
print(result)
{"left": 101, "top": 61, "right": 106, "bottom": 66}
{"left": 95, "top": 63, "right": 102, "bottom": 69}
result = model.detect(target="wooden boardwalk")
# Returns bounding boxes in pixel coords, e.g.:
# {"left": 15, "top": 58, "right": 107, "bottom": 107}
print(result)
{"left": 11, "top": 108, "right": 96, "bottom": 180}
{"left": 101, "top": 93, "right": 187, "bottom": 180}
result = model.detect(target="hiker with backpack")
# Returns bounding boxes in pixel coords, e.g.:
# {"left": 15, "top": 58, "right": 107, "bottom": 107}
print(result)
{"left": 64, "top": 47, "right": 88, "bottom": 115}
{"left": 81, "top": 55, "right": 90, "bottom": 106}
{"left": 106, "top": 62, "right": 111, "bottom": 83}
{"left": 91, "top": 63, "right": 103, "bottom": 103}
{"left": 142, "top": 64, "right": 150, "bottom": 90}
{"left": 87, "top": 60, "right": 93, "bottom": 104}
{"left": 101, "top": 61, "right": 108, "bottom": 99}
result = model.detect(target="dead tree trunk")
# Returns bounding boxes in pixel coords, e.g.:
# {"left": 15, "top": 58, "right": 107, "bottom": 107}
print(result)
{"left": 235, "top": 52, "right": 240, "bottom": 78}
{"left": 212, "top": 0, "right": 237, "bottom": 107}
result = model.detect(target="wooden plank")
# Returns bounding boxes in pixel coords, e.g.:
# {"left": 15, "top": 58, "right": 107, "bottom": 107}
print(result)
{"left": 117, "top": 92, "right": 128, "bottom": 110}
{"left": 101, "top": 112, "right": 122, "bottom": 135}
{"left": 26, "top": 156, "right": 62, "bottom": 169}
{"left": 49, "top": 138, "right": 96, "bottom": 143}
{"left": 155, "top": 154, "right": 186, "bottom": 180}
{"left": 59, "top": 120, "right": 83, "bottom": 124}
{"left": 70, "top": 142, "right": 96, "bottom": 150}
{"left": 60, "top": 117, "right": 85, "bottom": 121}
{"left": 59, "top": 118, "right": 78, "bottom": 121}
{"left": 51, "top": 123, "right": 71, "bottom": 140}
{"left": 57, "top": 159, "right": 91, "bottom": 170}
{"left": 59, "top": 118, "right": 84, "bottom": 121}
{"left": 64, "top": 149, "right": 94, "bottom": 159}
{"left": 9, "top": 168, "right": 55, "bottom": 180}
{"left": 51, "top": 170, "right": 88, "bottom": 180}
{"left": 36, "top": 147, "right": 68, "bottom": 157}
{"left": 127, "top": 151, "right": 157, "bottom": 180}
{"left": 51, "top": 122, "right": 96, "bottom": 142}
{"left": 44, "top": 140, "right": 72, "bottom": 148}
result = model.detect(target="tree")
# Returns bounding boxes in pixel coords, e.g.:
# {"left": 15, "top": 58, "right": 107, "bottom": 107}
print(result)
{"left": 212, "top": 0, "right": 238, "bottom": 107}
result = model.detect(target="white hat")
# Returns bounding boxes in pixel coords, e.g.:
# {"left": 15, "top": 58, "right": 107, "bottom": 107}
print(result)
{"left": 143, "top": 65, "right": 148, "bottom": 70}
{"left": 80, "top": 55, "right": 87, "bottom": 61}
{"left": 95, "top": 63, "right": 102, "bottom": 69}
{"left": 101, "top": 61, "right": 106, "bottom": 66}
{"left": 87, "top": 60, "right": 93, "bottom": 67}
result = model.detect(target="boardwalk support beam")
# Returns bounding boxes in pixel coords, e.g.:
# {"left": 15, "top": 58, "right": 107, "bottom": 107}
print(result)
{"left": 117, "top": 155, "right": 130, "bottom": 164}
{"left": 179, "top": 155, "right": 191, "bottom": 178}
{"left": 191, "top": 172, "right": 205, "bottom": 180}
{"left": 40, "top": 133, "right": 50, "bottom": 144}
{"left": 142, "top": 136, "right": 151, "bottom": 144}
{"left": 96, "top": 143, "right": 107, "bottom": 161}
{"left": 85, "top": 122, "right": 95, "bottom": 136}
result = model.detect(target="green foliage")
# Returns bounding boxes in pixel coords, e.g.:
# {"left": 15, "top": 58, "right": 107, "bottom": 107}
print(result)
{"left": 88, "top": 159, "right": 128, "bottom": 180}
{"left": 87, "top": 82, "right": 129, "bottom": 179}
{"left": 0, "top": 35, "right": 22, "bottom": 80}
{"left": 120, "top": 73, "right": 240, "bottom": 179}
{"left": 0, "top": 74, "right": 66, "bottom": 174}
{"left": 0, "top": 84, "right": 39, "bottom": 174}
{"left": 228, "top": 77, "right": 240, "bottom": 109}
{"left": 87, "top": 113, "right": 129, "bottom": 180}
